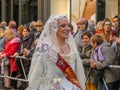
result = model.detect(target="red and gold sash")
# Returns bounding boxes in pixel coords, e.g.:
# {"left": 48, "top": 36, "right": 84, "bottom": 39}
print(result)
{"left": 56, "top": 54, "right": 82, "bottom": 90}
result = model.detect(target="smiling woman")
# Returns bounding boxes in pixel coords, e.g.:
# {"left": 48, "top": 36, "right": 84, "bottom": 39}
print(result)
{"left": 55, "top": 17, "right": 71, "bottom": 56}
{"left": 57, "top": 17, "right": 70, "bottom": 46}
{"left": 26, "top": 14, "right": 86, "bottom": 90}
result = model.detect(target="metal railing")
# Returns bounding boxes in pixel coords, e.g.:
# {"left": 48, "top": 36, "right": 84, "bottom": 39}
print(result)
{"left": 86, "top": 65, "right": 120, "bottom": 90}
{"left": 0, "top": 56, "right": 30, "bottom": 82}
{"left": 109, "top": 65, "right": 120, "bottom": 69}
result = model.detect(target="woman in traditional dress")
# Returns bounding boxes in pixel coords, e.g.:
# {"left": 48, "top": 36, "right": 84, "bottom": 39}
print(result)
{"left": 26, "top": 14, "right": 86, "bottom": 90}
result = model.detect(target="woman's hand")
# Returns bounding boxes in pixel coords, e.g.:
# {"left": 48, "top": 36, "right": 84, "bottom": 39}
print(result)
{"left": 91, "top": 60, "right": 96, "bottom": 68}
{"left": 0, "top": 54, "right": 5, "bottom": 60}
{"left": 113, "top": 36, "right": 120, "bottom": 44}
{"left": 13, "top": 52, "right": 19, "bottom": 57}
{"left": 23, "top": 48, "right": 30, "bottom": 57}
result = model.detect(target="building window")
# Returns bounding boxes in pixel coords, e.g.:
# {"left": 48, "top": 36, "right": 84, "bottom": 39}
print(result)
{"left": 96, "top": 0, "right": 105, "bottom": 22}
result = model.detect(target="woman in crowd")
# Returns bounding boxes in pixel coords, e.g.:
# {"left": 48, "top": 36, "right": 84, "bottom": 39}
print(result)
{"left": 79, "top": 31, "right": 92, "bottom": 60}
{"left": 17, "top": 25, "right": 24, "bottom": 39}
{"left": 90, "top": 35, "right": 116, "bottom": 90}
{"left": 13, "top": 26, "right": 34, "bottom": 89}
{"left": 35, "top": 20, "right": 44, "bottom": 39}
{"left": 79, "top": 31, "right": 97, "bottom": 90}
{"left": 26, "top": 14, "right": 86, "bottom": 90}
{"left": 95, "top": 21, "right": 103, "bottom": 34}
{"left": 23, "top": 36, "right": 39, "bottom": 59}
{"left": 0, "top": 29, "right": 20, "bottom": 89}
{"left": 98, "top": 18, "right": 113, "bottom": 44}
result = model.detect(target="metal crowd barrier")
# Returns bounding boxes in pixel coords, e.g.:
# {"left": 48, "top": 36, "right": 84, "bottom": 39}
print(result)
{"left": 109, "top": 65, "right": 120, "bottom": 69}
{"left": 0, "top": 56, "right": 120, "bottom": 83}
{"left": 0, "top": 75, "right": 28, "bottom": 82}
{"left": 0, "top": 56, "right": 30, "bottom": 82}
{"left": 86, "top": 65, "right": 120, "bottom": 90}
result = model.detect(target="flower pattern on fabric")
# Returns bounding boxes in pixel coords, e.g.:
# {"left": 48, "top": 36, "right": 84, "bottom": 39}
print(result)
{"left": 32, "top": 51, "right": 48, "bottom": 78}
{"left": 39, "top": 43, "right": 49, "bottom": 52}
{"left": 26, "top": 14, "right": 86, "bottom": 90}
{"left": 51, "top": 76, "right": 65, "bottom": 90}
{"left": 39, "top": 43, "right": 58, "bottom": 62}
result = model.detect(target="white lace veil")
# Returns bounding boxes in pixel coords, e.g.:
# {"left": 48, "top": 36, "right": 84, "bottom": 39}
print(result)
{"left": 36, "top": 14, "right": 80, "bottom": 55}
{"left": 28, "top": 14, "right": 86, "bottom": 90}
{"left": 36, "top": 14, "right": 67, "bottom": 53}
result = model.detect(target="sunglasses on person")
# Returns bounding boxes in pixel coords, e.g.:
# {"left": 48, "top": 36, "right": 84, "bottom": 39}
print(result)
{"left": 36, "top": 25, "right": 43, "bottom": 27}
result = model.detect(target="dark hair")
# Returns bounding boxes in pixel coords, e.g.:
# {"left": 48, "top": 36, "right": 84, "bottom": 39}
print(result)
{"left": 81, "top": 31, "right": 92, "bottom": 39}
{"left": 68, "top": 23, "right": 73, "bottom": 31}
{"left": 83, "top": 19, "right": 88, "bottom": 30}
{"left": 24, "top": 23, "right": 30, "bottom": 28}
{"left": 23, "top": 26, "right": 30, "bottom": 32}
{"left": 117, "top": 15, "right": 120, "bottom": 36}
{"left": 91, "top": 35, "right": 104, "bottom": 45}
{"left": 102, "top": 18, "right": 112, "bottom": 27}
{"left": 113, "top": 15, "right": 119, "bottom": 19}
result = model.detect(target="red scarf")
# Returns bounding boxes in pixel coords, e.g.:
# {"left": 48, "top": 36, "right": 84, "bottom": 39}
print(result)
{"left": 56, "top": 54, "right": 82, "bottom": 90}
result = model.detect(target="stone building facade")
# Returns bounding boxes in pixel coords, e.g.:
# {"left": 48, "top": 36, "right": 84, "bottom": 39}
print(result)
{"left": 0, "top": 0, "right": 120, "bottom": 25}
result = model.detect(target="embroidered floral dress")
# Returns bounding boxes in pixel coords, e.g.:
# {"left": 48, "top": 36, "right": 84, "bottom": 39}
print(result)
{"left": 26, "top": 14, "right": 86, "bottom": 90}
{"left": 26, "top": 42, "right": 85, "bottom": 90}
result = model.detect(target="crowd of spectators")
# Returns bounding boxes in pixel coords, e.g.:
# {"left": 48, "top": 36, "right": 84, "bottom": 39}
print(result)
{"left": 0, "top": 15, "right": 119, "bottom": 90}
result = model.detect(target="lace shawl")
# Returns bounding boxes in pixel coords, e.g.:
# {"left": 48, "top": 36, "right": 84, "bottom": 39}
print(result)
{"left": 26, "top": 14, "right": 86, "bottom": 90}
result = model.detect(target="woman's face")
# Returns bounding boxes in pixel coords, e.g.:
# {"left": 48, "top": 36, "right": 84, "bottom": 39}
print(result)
{"left": 82, "top": 35, "right": 90, "bottom": 46}
{"left": 56, "top": 17, "right": 70, "bottom": 39}
{"left": 22, "top": 28, "right": 29, "bottom": 37}
{"left": 90, "top": 40, "right": 97, "bottom": 49}
{"left": 103, "top": 21, "right": 112, "bottom": 34}
{"left": 36, "top": 24, "right": 43, "bottom": 32}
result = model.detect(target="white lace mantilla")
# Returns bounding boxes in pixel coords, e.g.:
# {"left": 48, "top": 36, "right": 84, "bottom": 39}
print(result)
{"left": 26, "top": 14, "right": 86, "bottom": 90}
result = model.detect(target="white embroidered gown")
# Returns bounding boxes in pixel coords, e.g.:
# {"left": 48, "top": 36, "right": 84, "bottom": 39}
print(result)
{"left": 26, "top": 43, "right": 86, "bottom": 90}
{"left": 26, "top": 14, "right": 86, "bottom": 90}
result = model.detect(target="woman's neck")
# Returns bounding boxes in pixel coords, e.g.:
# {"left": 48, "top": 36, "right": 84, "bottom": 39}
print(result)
{"left": 57, "top": 37, "right": 66, "bottom": 48}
